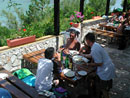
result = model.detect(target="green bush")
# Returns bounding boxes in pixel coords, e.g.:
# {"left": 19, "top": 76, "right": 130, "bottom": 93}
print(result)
{"left": 0, "top": 0, "right": 116, "bottom": 47}
{"left": 0, "top": 26, "right": 11, "bottom": 46}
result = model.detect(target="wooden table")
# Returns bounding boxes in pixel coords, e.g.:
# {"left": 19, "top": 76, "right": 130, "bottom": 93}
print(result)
{"left": 23, "top": 50, "right": 96, "bottom": 86}
{"left": 23, "top": 49, "right": 45, "bottom": 64}
{"left": 99, "top": 23, "right": 117, "bottom": 31}
{"left": 0, "top": 66, "right": 46, "bottom": 98}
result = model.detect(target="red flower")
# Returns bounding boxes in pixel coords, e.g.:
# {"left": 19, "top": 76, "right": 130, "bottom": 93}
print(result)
{"left": 91, "top": 12, "right": 94, "bottom": 14}
{"left": 70, "top": 22, "right": 73, "bottom": 25}
{"left": 23, "top": 29, "right": 26, "bottom": 32}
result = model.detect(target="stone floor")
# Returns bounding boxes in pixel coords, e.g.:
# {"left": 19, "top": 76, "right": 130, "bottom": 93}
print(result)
{"left": 104, "top": 45, "right": 130, "bottom": 98}
{"left": 95, "top": 38, "right": 130, "bottom": 98}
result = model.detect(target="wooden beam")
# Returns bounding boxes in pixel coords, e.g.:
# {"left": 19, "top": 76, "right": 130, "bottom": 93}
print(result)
{"left": 54, "top": 0, "right": 60, "bottom": 35}
{"left": 105, "top": 0, "right": 110, "bottom": 16}
{"left": 80, "top": 0, "right": 85, "bottom": 15}
{"left": 123, "top": 0, "right": 127, "bottom": 12}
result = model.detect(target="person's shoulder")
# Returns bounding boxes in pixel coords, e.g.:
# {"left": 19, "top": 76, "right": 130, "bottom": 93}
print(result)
{"left": 92, "top": 42, "right": 102, "bottom": 50}
{"left": 93, "top": 42, "right": 100, "bottom": 47}
{"left": 39, "top": 58, "right": 52, "bottom": 63}
{"left": 74, "top": 39, "right": 80, "bottom": 43}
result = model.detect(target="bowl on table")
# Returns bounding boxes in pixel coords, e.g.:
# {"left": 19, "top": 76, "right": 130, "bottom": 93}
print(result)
{"left": 72, "top": 55, "right": 89, "bottom": 64}
{"left": 69, "top": 50, "right": 79, "bottom": 56}
{"left": 78, "top": 70, "right": 87, "bottom": 76}
{"left": 64, "top": 70, "right": 75, "bottom": 78}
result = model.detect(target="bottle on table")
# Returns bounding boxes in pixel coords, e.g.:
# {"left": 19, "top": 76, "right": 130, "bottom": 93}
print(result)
{"left": 65, "top": 55, "right": 69, "bottom": 68}
{"left": 60, "top": 51, "right": 63, "bottom": 63}
{"left": 69, "top": 55, "right": 73, "bottom": 69}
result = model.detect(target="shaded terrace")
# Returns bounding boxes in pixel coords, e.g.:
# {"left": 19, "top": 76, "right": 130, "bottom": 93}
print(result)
{"left": 0, "top": 0, "right": 130, "bottom": 98}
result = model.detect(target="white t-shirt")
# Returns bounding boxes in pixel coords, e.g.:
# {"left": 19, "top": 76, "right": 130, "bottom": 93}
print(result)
{"left": 35, "top": 58, "right": 53, "bottom": 92}
{"left": 91, "top": 42, "right": 116, "bottom": 80}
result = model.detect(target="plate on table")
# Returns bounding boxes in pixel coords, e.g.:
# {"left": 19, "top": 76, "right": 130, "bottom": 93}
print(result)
{"left": 62, "top": 68, "right": 71, "bottom": 74}
{"left": 72, "top": 55, "right": 89, "bottom": 64}
{"left": 82, "top": 57, "right": 89, "bottom": 63}
{"left": 69, "top": 50, "right": 79, "bottom": 56}
{"left": 72, "top": 55, "right": 83, "bottom": 61}
{"left": 64, "top": 71, "right": 75, "bottom": 78}
{"left": 78, "top": 71, "right": 87, "bottom": 76}
{"left": 0, "top": 73, "right": 8, "bottom": 79}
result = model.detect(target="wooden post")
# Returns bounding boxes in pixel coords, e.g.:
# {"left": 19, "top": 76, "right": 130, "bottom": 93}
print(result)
{"left": 54, "top": 0, "right": 60, "bottom": 35}
{"left": 80, "top": 0, "right": 85, "bottom": 43}
{"left": 105, "top": 0, "right": 110, "bottom": 16}
{"left": 123, "top": 0, "right": 127, "bottom": 12}
{"left": 80, "top": 0, "right": 85, "bottom": 15}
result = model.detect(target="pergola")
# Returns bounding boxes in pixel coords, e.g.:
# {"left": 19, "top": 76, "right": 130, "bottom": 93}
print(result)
{"left": 54, "top": 0, "right": 128, "bottom": 35}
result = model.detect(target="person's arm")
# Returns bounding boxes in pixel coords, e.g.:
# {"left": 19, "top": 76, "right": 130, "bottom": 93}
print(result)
{"left": 64, "top": 38, "right": 70, "bottom": 49}
{"left": 80, "top": 53, "right": 92, "bottom": 59}
{"left": 86, "top": 62, "right": 103, "bottom": 67}
{"left": 79, "top": 46, "right": 85, "bottom": 53}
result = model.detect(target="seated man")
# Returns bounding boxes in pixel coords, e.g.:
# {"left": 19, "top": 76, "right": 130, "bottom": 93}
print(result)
{"left": 35, "top": 47, "right": 59, "bottom": 92}
{"left": 81, "top": 33, "right": 116, "bottom": 98}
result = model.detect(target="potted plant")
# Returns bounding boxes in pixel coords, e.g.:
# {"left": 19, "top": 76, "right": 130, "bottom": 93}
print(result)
{"left": 70, "top": 11, "right": 84, "bottom": 28}
{"left": 92, "top": 16, "right": 101, "bottom": 19}
{"left": 7, "top": 29, "right": 36, "bottom": 47}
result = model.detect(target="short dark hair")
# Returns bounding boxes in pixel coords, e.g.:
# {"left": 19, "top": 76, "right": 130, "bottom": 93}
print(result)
{"left": 45, "top": 47, "right": 54, "bottom": 59}
{"left": 85, "top": 33, "right": 95, "bottom": 42}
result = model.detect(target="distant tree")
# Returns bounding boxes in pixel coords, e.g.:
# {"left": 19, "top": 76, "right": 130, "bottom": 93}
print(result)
{"left": 60, "top": 0, "right": 80, "bottom": 17}
{"left": 24, "top": 0, "right": 50, "bottom": 24}
{"left": 1, "top": 10, "right": 18, "bottom": 29}
{"left": 84, "top": 0, "right": 116, "bottom": 19}
{"left": 121, "top": 0, "right": 130, "bottom": 11}
{"left": 110, "top": 0, "right": 116, "bottom": 6}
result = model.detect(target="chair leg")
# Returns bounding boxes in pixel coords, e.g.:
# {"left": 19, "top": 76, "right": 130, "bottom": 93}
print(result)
{"left": 106, "top": 37, "right": 109, "bottom": 45}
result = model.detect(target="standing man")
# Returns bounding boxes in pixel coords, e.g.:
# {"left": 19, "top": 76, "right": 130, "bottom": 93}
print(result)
{"left": 81, "top": 33, "right": 116, "bottom": 98}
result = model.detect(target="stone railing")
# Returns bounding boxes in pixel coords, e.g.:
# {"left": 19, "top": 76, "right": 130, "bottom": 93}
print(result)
{"left": 0, "top": 35, "right": 63, "bottom": 72}
{"left": 0, "top": 17, "right": 111, "bottom": 72}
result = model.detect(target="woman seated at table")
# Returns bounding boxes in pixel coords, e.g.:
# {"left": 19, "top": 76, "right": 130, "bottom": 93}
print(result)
{"left": 35, "top": 47, "right": 60, "bottom": 92}
{"left": 62, "top": 30, "right": 80, "bottom": 54}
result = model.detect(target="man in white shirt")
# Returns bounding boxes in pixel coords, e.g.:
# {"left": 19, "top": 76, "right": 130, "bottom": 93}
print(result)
{"left": 81, "top": 33, "right": 116, "bottom": 98}
{"left": 35, "top": 47, "right": 59, "bottom": 92}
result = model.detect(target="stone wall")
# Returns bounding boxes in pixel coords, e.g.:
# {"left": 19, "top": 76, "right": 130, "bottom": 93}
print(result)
{"left": 0, "top": 35, "right": 63, "bottom": 72}
{"left": 0, "top": 17, "right": 110, "bottom": 72}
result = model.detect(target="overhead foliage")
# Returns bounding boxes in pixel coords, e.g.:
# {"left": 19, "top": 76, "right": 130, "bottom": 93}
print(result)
{"left": 121, "top": 0, "right": 130, "bottom": 10}
{"left": 0, "top": 0, "right": 116, "bottom": 46}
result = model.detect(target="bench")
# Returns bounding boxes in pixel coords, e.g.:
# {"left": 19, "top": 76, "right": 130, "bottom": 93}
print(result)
{"left": 0, "top": 66, "right": 46, "bottom": 98}
{"left": 91, "top": 28, "right": 123, "bottom": 43}
{"left": 99, "top": 23, "right": 117, "bottom": 31}
{"left": 22, "top": 49, "right": 45, "bottom": 73}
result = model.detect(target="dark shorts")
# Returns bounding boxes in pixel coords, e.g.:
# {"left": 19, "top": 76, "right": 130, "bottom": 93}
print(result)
{"left": 95, "top": 75, "right": 113, "bottom": 91}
